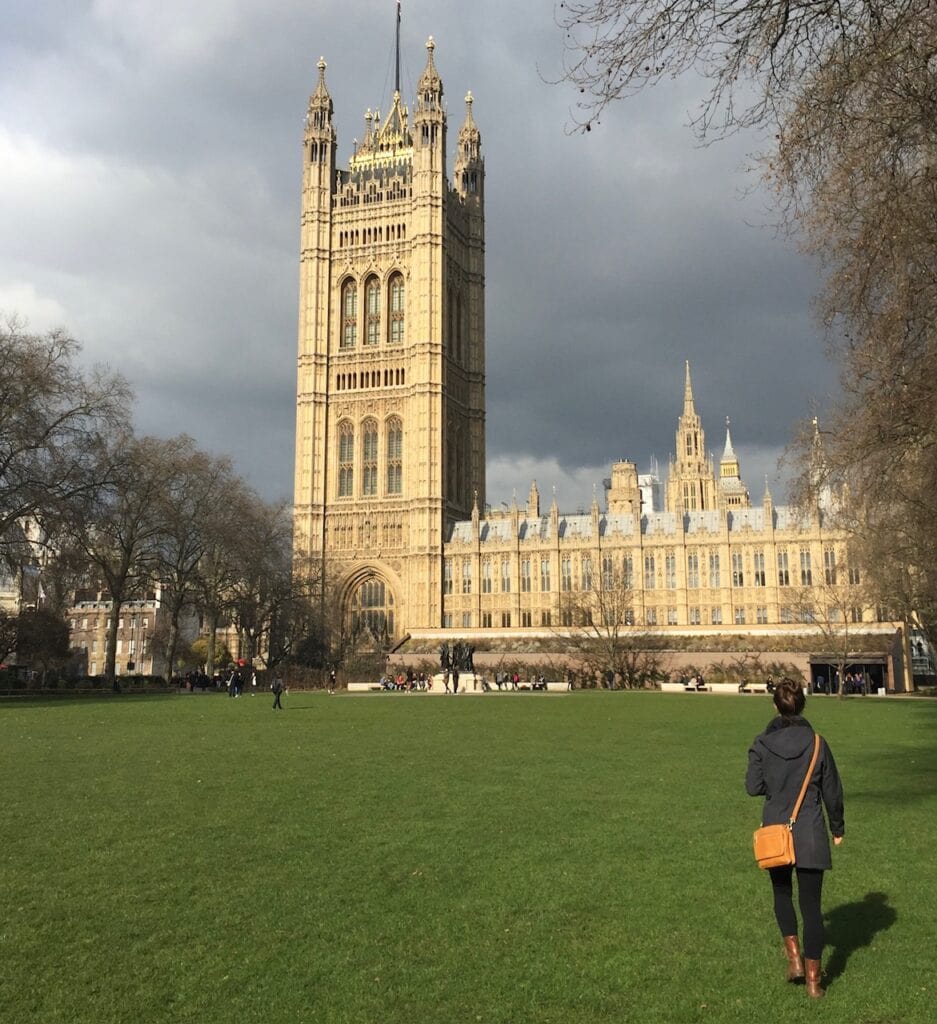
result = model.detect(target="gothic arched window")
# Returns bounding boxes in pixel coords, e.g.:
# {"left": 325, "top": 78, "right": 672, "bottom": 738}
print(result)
{"left": 389, "top": 273, "right": 405, "bottom": 345}
{"left": 386, "top": 417, "right": 402, "bottom": 494}
{"left": 362, "top": 419, "right": 378, "bottom": 496}
{"left": 349, "top": 578, "right": 394, "bottom": 638}
{"left": 338, "top": 421, "right": 354, "bottom": 497}
{"left": 341, "top": 279, "right": 357, "bottom": 349}
{"left": 365, "top": 277, "right": 380, "bottom": 346}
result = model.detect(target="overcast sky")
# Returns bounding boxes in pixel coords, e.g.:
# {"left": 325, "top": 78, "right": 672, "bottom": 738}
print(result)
{"left": 1, "top": 0, "right": 837, "bottom": 513}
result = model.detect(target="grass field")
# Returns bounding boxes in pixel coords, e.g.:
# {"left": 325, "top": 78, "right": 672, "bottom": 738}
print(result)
{"left": 2, "top": 690, "right": 935, "bottom": 1024}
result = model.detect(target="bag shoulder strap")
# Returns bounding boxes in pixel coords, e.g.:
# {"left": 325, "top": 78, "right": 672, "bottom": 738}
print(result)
{"left": 789, "top": 733, "right": 821, "bottom": 825}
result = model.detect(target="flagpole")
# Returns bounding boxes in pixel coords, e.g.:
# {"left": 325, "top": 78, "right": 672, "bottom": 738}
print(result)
{"left": 395, "top": 0, "right": 401, "bottom": 95}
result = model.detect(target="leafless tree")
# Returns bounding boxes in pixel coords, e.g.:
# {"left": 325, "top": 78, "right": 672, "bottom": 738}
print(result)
{"left": 556, "top": 565, "right": 669, "bottom": 687}
{"left": 0, "top": 320, "right": 129, "bottom": 572}
{"left": 151, "top": 441, "right": 238, "bottom": 680}
{"left": 68, "top": 432, "right": 190, "bottom": 683}
{"left": 557, "top": 1, "right": 924, "bottom": 136}
{"left": 787, "top": 553, "right": 872, "bottom": 699}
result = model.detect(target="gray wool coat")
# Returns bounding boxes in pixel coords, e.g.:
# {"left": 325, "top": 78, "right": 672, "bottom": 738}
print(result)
{"left": 746, "top": 716, "right": 845, "bottom": 871}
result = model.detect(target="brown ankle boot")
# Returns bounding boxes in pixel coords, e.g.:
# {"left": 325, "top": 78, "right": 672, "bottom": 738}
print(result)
{"left": 783, "top": 936, "right": 804, "bottom": 982}
{"left": 805, "top": 958, "right": 825, "bottom": 998}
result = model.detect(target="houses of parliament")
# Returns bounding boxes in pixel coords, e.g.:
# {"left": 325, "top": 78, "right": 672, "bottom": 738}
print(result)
{"left": 292, "top": 34, "right": 907, "bottom": 685}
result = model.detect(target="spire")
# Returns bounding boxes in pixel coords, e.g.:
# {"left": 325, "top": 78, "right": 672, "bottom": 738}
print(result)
{"left": 417, "top": 37, "right": 443, "bottom": 104}
{"left": 527, "top": 479, "right": 540, "bottom": 518}
{"left": 762, "top": 475, "right": 773, "bottom": 510}
{"left": 305, "top": 57, "right": 334, "bottom": 137}
{"left": 683, "top": 360, "right": 696, "bottom": 416}
{"left": 455, "top": 90, "right": 483, "bottom": 197}
{"left": 722, "top": 417, "right": 736, "bottom": 460}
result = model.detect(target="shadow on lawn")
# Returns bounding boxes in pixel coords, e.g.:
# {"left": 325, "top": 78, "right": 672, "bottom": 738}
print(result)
{"left": 824, "top": 891, "right": 896, "bottom": 984}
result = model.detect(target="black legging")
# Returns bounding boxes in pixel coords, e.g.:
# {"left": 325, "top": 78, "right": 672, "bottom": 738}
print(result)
{"left": 768, "top": 866, "right": 824, "bottom": 959}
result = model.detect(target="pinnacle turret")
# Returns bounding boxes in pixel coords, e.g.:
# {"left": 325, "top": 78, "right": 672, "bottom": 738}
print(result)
{"left": 305, "top": 57, "right": 334, "bottom": 137}
{"left": 416, "top": 36, "right": 443, "bottom": 110}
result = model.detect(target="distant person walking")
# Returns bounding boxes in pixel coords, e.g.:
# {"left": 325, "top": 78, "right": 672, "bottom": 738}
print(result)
{"left": 271, "top": 675, "right": 285, "bottom": 710}
{"left": 746, "top": 678, "right": 845, "bottom": 999}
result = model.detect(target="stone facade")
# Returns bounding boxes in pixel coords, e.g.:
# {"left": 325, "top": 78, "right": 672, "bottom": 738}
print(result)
{"left": 293, "top": 40, "right": 484, "bottom": 637}
{"left": 292, "top": 34, "right": 908, "bottom": 687}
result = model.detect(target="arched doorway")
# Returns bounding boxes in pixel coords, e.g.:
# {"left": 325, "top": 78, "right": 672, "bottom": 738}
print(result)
{"left": 347, "top": 576, "right": 395, "bottom": 642}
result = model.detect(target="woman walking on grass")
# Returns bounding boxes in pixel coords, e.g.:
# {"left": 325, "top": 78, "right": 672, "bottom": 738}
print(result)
{"left": 746, "top": 678, "right": 845, "bottom": 998}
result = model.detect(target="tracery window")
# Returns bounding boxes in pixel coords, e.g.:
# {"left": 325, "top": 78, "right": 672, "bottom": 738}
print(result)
{"left": 709, "top": 551, "right": 721, "bottom": 588}
{"left": 824, "top": 547, "right": 837, "bottom": 585}
{"left": 350, "top": 578, "right": 394, "bottom": 638}
{"left": 644, "top": 554, "right": 656, "bottom": 590}
{"left": 777, "top": 550, "right": 790, "bottom": 587}
{"left": 341, "top": 279, "right": 357, "bottom": 349}
{"left": 623, "top": 554, "right": 634, "bottom": 589}
{"left": 482, "top": 560, "right": 492, "bottom": 593}
{"left": 753, "top": 550, "right": 766, "bottom": 587}
{"left": 731, "top": 551, "right": 744, "bottom": 587}
{"left": 389, "top": 274, "right": 405, "bottom": 345}
{"left": 338, "top": 421, "right": 354, "bottom": 497}
{"left": 561, "top": 557, "right": 572, "bottom": 592}
{"left": 521, "top": 558, "right": 531, "bottom": 592}
{"left": 800, "top": 548, "right": 813, "bottom": 586}
{"left": 362, "top": 419, "right": 378, "bottom": 496}
{"left": 365, "top": 277, "right": 380, "bottom": 346}
{"left": 501, "top": 558, "right": 511, "bottom": 593}
{"left": 687, "top": 553, "right": 700, "bottom": 589}
{"left": 665, "top": 551, "right": 677, "bottom": 589}
{"left": 462, "top": 561, "right": 472, "bottom": 594}
{"left": 683, "top": 482, "right": 697, "bottom": 512}
{"left": 581, "top": 556, "right": 593, "bottom": 591}
{"left": 386, "top": 417, "right": 402, "bottom": 494}
{"left": 540, "top": 558, "right": 551, "bottom": 592}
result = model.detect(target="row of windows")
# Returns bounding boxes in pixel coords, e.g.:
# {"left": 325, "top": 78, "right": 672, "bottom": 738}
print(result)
{"left": 337, "top": 418, "right": 403, "bottom": 498}
{"left": 441, "top": 605, "right": 872, "bottom": 629}
{"left": 330, "top": 519, "right": 404, "bottom": 550}
{"left": 338, "top": 224, "right": 406, "bottom": 247}
{"left": 443, "top": 548, "right": 859, "bottom": 594}
{"left": 335, "top": 367, "right": 406, "bottom": 390}
{"left": 445, "top": 611, "right": 554, "bottom": 629}
{"left": 341, "top": 274, "right": 405, "bottom": 348}
{"left": 70, "top": 615, "right": 150, "bottom": 631}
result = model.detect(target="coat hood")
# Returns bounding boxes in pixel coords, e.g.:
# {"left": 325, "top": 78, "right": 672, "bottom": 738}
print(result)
{"left": 759, "top": 716, "right": 815, "bottom": 759}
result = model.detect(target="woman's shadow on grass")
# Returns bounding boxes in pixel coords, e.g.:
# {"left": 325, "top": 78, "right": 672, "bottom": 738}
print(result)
{"left": 824, "top": 891, "right": 896, "bottom": 984}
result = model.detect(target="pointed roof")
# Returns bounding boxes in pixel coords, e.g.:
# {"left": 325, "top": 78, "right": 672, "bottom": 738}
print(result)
{"left": 683, "top": 360, "right": 696, "bottom": 416}
{"left": 310, "top": 57, "right": 332, "bottom": 109}
{"left": 722, "top": 417, "right": 737, "bottom": 461}
{"left": 417, "top": 36, "right": 443, "bottom": 96}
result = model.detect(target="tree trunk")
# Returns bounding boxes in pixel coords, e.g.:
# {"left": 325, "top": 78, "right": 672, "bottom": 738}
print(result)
{"left": 105, "top": 598, "right": 123, "bottom": 687}
{"left": 165, "top": 618, "right": 179, "bottom": 684}
{"left": 205, "top": 608, "right": 219, "bottom": 680}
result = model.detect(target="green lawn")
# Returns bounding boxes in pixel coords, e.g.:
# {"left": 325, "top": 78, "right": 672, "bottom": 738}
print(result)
{"left": 2, "top": 691, "right": 934, "bottom": 1024}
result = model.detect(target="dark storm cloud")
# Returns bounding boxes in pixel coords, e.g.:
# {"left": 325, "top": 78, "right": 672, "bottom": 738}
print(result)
{"left": 0, "top": 0, "right": 837, "bottom": 512}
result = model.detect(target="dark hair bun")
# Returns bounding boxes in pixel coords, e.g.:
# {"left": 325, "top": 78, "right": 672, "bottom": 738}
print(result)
{"left": 773, "top": 677, "right": 806, "bottom": 717}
